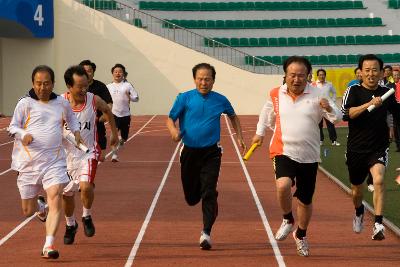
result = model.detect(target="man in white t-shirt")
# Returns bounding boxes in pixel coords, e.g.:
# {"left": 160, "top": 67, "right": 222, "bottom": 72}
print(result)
{"left": 107, "top": 64, "right": 139, "bottom": 162}
{"left": 8, "top": 65, "right": 82, "bottom": 259}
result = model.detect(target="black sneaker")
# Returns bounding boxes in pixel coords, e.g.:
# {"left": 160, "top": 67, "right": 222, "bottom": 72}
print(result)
{"left": 64, "top": 222, "right": 78, "bottom": 245}
{"left": 82, "top": 215, "right": 95, "bottom": 237}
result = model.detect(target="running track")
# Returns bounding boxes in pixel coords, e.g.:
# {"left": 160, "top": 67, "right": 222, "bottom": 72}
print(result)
{"left": 0, "top": 115, "right": 399, "bottom": 266}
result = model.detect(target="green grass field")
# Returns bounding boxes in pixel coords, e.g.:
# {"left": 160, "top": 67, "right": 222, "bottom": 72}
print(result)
{"left": 320, "top": 127, "right": 400, "bottom": 227}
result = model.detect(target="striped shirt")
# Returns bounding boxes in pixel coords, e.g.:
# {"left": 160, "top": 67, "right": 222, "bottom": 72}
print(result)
{"left": 256, "top": 84, "right": 342, "bottom": 163}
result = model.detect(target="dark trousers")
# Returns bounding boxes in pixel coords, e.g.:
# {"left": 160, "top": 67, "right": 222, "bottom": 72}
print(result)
{"left": 114, "top": 115, "right": 131, "bottom": 141}
{"left": 180, "top": 144, "right": 221, "bottom": 234}
{"left": 394, "top": 116, "right": 400, "bottom": 150}
{"left": 96, "top": 121, "right": 107, "bottom": 150}
{"left": 319, "top": 118, "right": 337, "bottom": 142}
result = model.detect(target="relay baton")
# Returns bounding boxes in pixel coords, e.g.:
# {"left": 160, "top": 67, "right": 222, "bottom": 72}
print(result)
{"left": 367, "top": 88, "right": 395, "bottom": 112}
{"left": 66, "top": 132, "right": 89, "bottom": 153}
{"left": 243, "top": 143, "right": 259, "bottom": 161}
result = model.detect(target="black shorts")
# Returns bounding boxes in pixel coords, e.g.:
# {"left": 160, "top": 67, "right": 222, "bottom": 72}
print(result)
{"left": 96, "top": 121, "right": 107, "bottom": 150}
{"left": 114, "top": 115, "right": 131, "bottom": 141}
{"left": 273, "top": 155, "right": 318, "bottom": 205}
{"left": 346, "top": 148, "right": 389, "bottom": 185}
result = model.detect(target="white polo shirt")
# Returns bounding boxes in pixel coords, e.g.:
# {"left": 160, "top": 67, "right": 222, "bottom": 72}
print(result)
{"left": 107, "top": 81, "right": 139, "bottom": 117}
{"left": 256, "top": 84, "right": 342, "bottom": 163}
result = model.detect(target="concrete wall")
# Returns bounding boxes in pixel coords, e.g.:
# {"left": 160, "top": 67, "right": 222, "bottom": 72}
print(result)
{"left": 0, "top": 0, "right": 281, "bottom": 115}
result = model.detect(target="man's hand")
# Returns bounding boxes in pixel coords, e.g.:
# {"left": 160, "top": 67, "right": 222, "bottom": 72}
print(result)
{"left": 320, "top": 98, "right": 332, "bottom": 112}
{"left": 369, "top": 96, "right": 383, "bottom": 109}
{"left": 171, "top": 128, "right": 181, "bottom": 142}
{"left": 74, "top": 131, "right": 85, "bottom": 148}
{"left": 21, "top": 134, "right": 33, "bottom": 146}
{"left": 251, "top": 134, "right": 264, "bottom": 147}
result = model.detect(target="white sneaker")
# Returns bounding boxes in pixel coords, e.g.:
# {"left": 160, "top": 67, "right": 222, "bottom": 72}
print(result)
{"left": 275, "top": 219, "right": 294, "bottom": 241}
{"left": 367, "top": 184, "right": 375, "bottom": 192}
{"left": 37, "top": 195, "right": 47, "bottom": 222}
{"left": 111, "top": 153, "right": 119, "bottom": 162}
{"left": 199, "top": 231, "right": 212, "bottom": 250}
{"left": 353, "top": 214, "right": 364, "bottom": 233}
{"left": 320, "top": 141, "right": 323, "bottom": 146}
{"left": 332, "top": 141, "right": 341, "bottom": 146}
{"left": 293, "top": 231, "right": 309, "bottom": 257}
{"left": 372, "top": 222, "right": 385, "bottom": 240}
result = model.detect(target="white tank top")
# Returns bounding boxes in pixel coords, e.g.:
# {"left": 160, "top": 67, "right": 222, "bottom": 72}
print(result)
{"left": 62, "top": 92, "right": 100, "bottom": 162}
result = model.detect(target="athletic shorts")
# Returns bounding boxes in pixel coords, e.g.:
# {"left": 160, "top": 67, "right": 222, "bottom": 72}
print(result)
{"left": 17, "top": 166, "right": 69, "bottom": 199}
{"left": 64, "top": 158, "right": 98, "bottom": 196}
{"left": 272, "top": 155, "right": 318, "bottom": 205}
{"left": 346, "top": 148, "right": 389, "bottom": 185}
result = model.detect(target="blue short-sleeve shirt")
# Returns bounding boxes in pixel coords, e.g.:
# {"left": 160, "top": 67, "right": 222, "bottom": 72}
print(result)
{"left": 169, "top": 89, "right": 235, "bottom": 148}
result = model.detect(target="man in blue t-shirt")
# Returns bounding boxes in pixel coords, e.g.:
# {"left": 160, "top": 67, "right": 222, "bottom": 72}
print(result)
{"left": 166, "top": 63, "right": 246, "bottom": 250}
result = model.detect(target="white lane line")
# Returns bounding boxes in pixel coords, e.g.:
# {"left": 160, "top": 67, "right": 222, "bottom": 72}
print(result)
{"left": 0, "top": 115, "right": 157, "bottom": 245}
{"left": 0, "top": 168, "right": 12, "bottom": 176}
{"left": 124, "top": 141, "right": 181, "bottom": 267}
{"left": 0, "top": 141, "right": 13, "bottom": 147}
{"left": 224, "top": 115, "right": 286, "bottom": 267}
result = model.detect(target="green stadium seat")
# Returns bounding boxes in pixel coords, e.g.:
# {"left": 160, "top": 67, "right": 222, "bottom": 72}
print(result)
{"left": 353, "top": 1, "right": 364, "bottom": 8}
{"left": 298, "top": 19, "right": 308, "bottom": 27}
{"left": 355, "top": 35, "right": 367, "bottom": 44}
{"left": 215, "top": 20, "right": 225, "bottom": 28}
{"left": 219, "top": 38, "right": 230, "bottom": 46}
{"left": 234, "top": 20, "right": 244, "bottom": 28}
{"left": 392, "top": 35, "right": 400, "bottom": 43}
{"left": 218, "top": 2, "right": 228, "bottom": 11}
{"left": 245, "top": 56, "right": 253, "bottom": 65}
{"left": 337, "top": 55, "right": 347, "bottom": 64}
{"left": 139, "top": 1, "right": 148, "bottom": 9}
{"left": 317, "top": 1, "right": 331, "bottom": 9}
{"left": 327, "top": 18, "right": 336, "bottom": 26}
{"left": 239, "top": 38, "right": 249, "bottom": 47}
{"left": 393, "top": 53, "right": 400, "bottom": 62}
{"left": 244, "top": 2, "right": 255, "bottom": 10}
{"left": 243, "top": 20, "right": 253, "bottom": 28}
{"left": 371, "top": 35, "right": 383, "bottom": 44}
{"left": 261, "top": 20, "right": 271, "bottom": 28}
{"left": 252, "top": 20, "right": 262, "bottom": 28}
{"left": 197, "top": 20, "right": 206, "bottom": 28}
{"left": 270, "top": 20, "right": 281, "bottom": 28}
{"left": 382, "top": 35, "right": 393, "bottom": 43}
{"left": 372, "top": 17, "right": 383, "bottom": 26}
{"left": 336, "top": 36, "right": 346, "bottom": 45}
{"left": 347, "top": 54, "right": 358, "bottom": 64}
{"left": 326, "top": 36, "right": 336, "bottom": 45}
{"left": 316, "top": 36, "right": 326, "bottom": 45}
{"left": 259, "top": 38, "right": 268, "bottom": 46}
{"left": 269, "top": 38, "right": 279, "bottom": 46}
{"left": 181, "top": 2, "right": 200, "bottom": 11}
{"left": 362, "top": 17, "right": 373, "bottom": 26}
{"left": 328, "top": 55, "right": 338, "bottom": 64}
{"left": 249, "top": 38, "right": 259, "bottom": 47}
{"left": 309, "top": 55, "right": 319, "bottom": 64}
{"left": 318, "top": 55, "right": 329, "bottom": 65}
{"left": 306, "top": 36, "right": 316, "bottom": 46}
{"left": 345, "top": 18, "right": 354, "bottom": 26}
{"left": 229, "top": 2, "right": 245, "bottom": 11}
{"left": 230, "top": 38, "right": 240, "bottom": 46}
{"left": 336, "top": 18, "right": 346, "bottom": 26}
{"left": 388, "top": 0, "right": 398, "bottom": 9}
{"left": 381, "top": 54, "right": 394, "bottom": 63}
{"left": 272, "top": 56, "right": 283, "bottom": 65}
{"left": 345, "top": 35, "right": 356, "bottom": 44}
{"left": 254, "top": 2, "right": 267, "bottom": 10}
{"left": 287, "top": 37, "right": 298, "bottom": 46}
{"left": 263, "top": 56, "right": 273, "bottom": 65}
{"left": 278, "top": 37, "right": 288, "bottom": 46}
{"left": 317, "top": 18, "right": 327, "bottom": 27}
{"left": 308, "top": 19, "right": 318, "bottom": 27}
{"left": 289, "top": 19, "right": 299, "bottom": 27}
{"left": 289, "top": 2, "right": 300, "bottom": 9}
{"left": 225, "top": 20, "right": 235, "bottom": 28}
{"left": 297, "top": 37, "right": 307, "bottom": 46}
{"left": 133, "top": 18, "right": 143, "bottom": 27}
{"left": 301, "top": 1, "right": 318, "bottom": 10}
{"left": 206, "top": 20, "right": 216, "bottom": 28}
{"left": 281, "top": 19, "right": 290, "bottom": 28}
{"left": 353, "top": 18, "right": 363, "bottom": 26}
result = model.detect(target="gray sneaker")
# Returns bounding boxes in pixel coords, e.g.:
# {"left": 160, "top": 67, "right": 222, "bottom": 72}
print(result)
{"left": 199, "top": 231, "right": 212, "bottom": 250}
{"left": 372, "top": 222, "right": 385, "bottom": 240}
{"left": 275, "top": 219, "right": 294, "bottom": 241}
{"left": 353, "top": 214, "right": 364, "bottom": 233}
{"left": 293, "top": 231, "right": 309, "bottom": 257}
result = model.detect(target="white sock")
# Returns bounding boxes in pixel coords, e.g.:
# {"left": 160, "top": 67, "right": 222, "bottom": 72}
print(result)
{"left": 82, "top": 207, "right": 92, "bottom": 217}
{"left": 44, "top": 235, "right": 55, "bottom": 248}
{"left": 65, "top": 215, "right": 76, "bottom": 226}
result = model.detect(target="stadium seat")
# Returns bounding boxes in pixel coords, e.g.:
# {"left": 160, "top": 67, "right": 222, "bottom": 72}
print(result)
{"left": 278, "top": 37, "right": 288, "bottom": 46}
{"left": 372, "top": 17, "right": 383, "bottom": 26}
{"left": 252, "top": 20, "right": 262, "bottom": 28}
{"left": 337, "top": 55, "right": 347, "bottom": 64}
{"left": 206, "top": 20, "right": 216, "bottom": 28}
{"left": 269, "top": 38, "right": 279, "bottom": 46}
{"left": 316, "top": 36, "right": 326, "bottom": 45}
{"left": 133, "top": 18, "right": 143, "bottom": 27}
{"left": 306, "top": 36, "right": 316, "bottom": 46}
{"left": 261, "top": 20, "right": 271, "bottom": 28}
{"left": 272, "top": 56, "right": 283, "bottom": 65}
{"left": 259, "top": 38, "right": 269, "bottom": 46}
{"left": 309, "top": 55, "right": 319, "bottom": 64}
{"left": 298, "top": 19, "right": 308, "bottom": 27}
{"left": 336, "top": 36, "right": 346, "bottom": 45}
{"left": 317, "top": 18, "right": 327, "bottom": 27}
{"left": 318, "top": 55, "right": 329, "bottom": 65}
{"left": 308, "top": 19, "right": 318, "bottom": 27}
{"left": 289, "top": 19, "right": 299, "bottom": 27}
{"left": 326, "top": 36, "right": 336, "bottom": 45}
{"left": 270, "top": 20, "right": 281, "bottom": 28}
{"left": 328, "top": 55, "right": 338, "bottom": 64}
{"left": 347, "top": 54, "right": 358, "bottom": 64}
{"left": 197, "top": 20, "right": 206, "bottom": 28}
{"left": 230, "top": 38, "right": 240, "bottom": 46}
{"left": 215, "top": 20, "right": 225, "bottom": 28}
{"left": 249, "top": 38, "right": 259, "bottom": 47}
{"left": 297, "top": 37, "right": 307, "bottom": 46}
{"left": 287, "top": 37, "right": 298, "bottom": 46}
{"left": 243, "top": 20, "right": 253, "bottom": 28}
{"left": 239, "top": 38, "right": 249, "bottom": 47}
{"left": 345, "top": 35, "right": 356, "bottom": 45}
{"left": 281, "top": 19, "right": 290, "bottom": 28}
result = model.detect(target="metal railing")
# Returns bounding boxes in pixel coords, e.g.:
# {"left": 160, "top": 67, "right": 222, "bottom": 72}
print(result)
{"left": 76, "top": 0, "right": 280, "bottom": 74}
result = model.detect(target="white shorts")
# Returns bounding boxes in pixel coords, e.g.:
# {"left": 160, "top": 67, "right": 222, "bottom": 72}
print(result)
{"left": 17, "top": 166, "right": 69, "bottom": 199}
{"left": 63, "top": 158, "right": 98, "bottom": 196}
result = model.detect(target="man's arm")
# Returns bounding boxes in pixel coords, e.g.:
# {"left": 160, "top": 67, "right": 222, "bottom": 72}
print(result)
{"left": 8, "top": 100, "right": 32, "bottom": 145}
{"left": 166, "top": 117, "right": 181, "bottom": 142}
{"left": 348, "top": 97, "right": 382, "bottom": 119}
{"left": 228, "top": 114, "right": 246, "bottom": 155}
{"left": 95, "top": 95, "right": 118, "bottom": 147}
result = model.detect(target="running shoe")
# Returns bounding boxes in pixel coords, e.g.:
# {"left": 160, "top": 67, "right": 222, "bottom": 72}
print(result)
{"left": 275, "top": 219, "right": 294, "bottom": 241}
{"left": 64, "top": 221, "right": 78, "bottom": 245}
{"left": 199, "top": 231, "right": 212, "bottom": 250}
{"left": 41, "top": 246, "right": 59, "bottom": 259}
{"left": 37, "top": 195, "right": 47, "bottom": 222}
{"left": 372, "top": 222, "right": 385, "bottom": 240}
{"left": 82, "top": 215, "right": 95, "bottom": 237}
{"left": 292, "top": 231, "right": 309, "bottom": 257}
{"left": 332, "top": 141, "right": 341, "bottom": 146}
{"left": 367, "top": 184, "right": 375, "bottom": 192}
{"left": 111, "top": 153, "right": 119, "bottom": 162}
{"left": 353, "top": 213, "right": 364, "bottom": 233}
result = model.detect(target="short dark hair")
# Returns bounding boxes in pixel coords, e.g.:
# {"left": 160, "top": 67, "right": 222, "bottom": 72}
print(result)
{"left": 316, "top": 68, "right": 326, "bottom": 76}
{"left": 111, "top": 63, "right": 128, "bottom": 77}
{"left": 192, "top": 63, "right": 216, "bottom": 80}
{"left": 32, "top": 65, "right": 55, "bottom": 83}
{"left": 283, "top": 56, "right": 312, "bottom": 75}
{"left": 79, "top": 59, "right": 96, "bottom": 72}
{"left": 64, "top": 65, "right": 88, "bottom": 87}
{"left": 358, "top": 54, "right": 383, "bottom": 71}
{"left": 383, "top": 65, "right": 393, "bottom": 71}
{"left": 354, "top": 67, "right": 360, "bottom": 74}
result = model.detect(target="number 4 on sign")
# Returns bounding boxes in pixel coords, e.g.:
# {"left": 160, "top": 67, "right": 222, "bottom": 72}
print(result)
{"left": 34, "top": 4, "right": 44, "bottom": 26}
